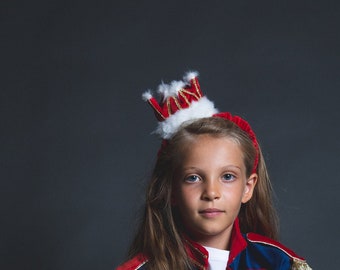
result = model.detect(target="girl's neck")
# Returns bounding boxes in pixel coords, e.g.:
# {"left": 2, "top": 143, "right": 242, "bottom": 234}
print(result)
{"left": 197, "top": 237, "right": 230, "bottom": 250}
{"left": 188, "top": 230, "right": 232, "bottom": 250}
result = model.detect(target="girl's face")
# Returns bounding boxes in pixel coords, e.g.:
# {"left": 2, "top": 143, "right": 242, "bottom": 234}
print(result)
{"left": 172, "top": 134, "right": 257, "bottom": 250}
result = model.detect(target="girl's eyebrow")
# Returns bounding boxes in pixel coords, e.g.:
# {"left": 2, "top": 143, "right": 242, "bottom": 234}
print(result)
{"left": 180, "top": 166, "right": 200, "bottom": 171}
{"left": 222, "top": 165, "right": 242, "bottom": 171}
{"left": 181, "top": 165, "right": 242, "bottom": 172}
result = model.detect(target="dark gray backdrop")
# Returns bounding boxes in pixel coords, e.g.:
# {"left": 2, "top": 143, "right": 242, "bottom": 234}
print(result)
{"left": 1, "top": 0, "right": 339, "bottom": 269}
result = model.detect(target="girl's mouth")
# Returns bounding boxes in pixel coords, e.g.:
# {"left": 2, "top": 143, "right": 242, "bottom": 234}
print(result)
{"left": 199, "top": 208, "right": 225, "bottom": 218}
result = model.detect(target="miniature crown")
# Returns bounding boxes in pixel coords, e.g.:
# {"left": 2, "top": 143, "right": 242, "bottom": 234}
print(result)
{"left": 142, "top": 71, "right": 218, "bottom": 139}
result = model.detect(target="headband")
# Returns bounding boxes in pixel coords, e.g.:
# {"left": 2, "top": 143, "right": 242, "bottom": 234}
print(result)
{"left": 142, "top": 71, "right": 259, "bottom": 173}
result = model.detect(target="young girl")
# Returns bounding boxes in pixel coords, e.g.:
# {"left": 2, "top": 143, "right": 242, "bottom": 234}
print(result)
{"left": 116, "top": 72, "right": 311, "bottom": 270}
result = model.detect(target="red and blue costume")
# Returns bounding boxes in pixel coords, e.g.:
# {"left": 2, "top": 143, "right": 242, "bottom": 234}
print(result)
{"left": 116, "top": 219, "right": 311, "bottom": 270}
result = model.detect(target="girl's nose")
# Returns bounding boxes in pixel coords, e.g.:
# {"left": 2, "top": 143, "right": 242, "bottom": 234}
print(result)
{"left": 201, "top": 180, "right": 221, "bottom": 201}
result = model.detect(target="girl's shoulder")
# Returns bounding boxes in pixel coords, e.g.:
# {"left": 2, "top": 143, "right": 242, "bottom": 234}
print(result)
{"left": 245, "top": 233, "right": 312, "bottom": 270}
{"left": 115, "top": 254, "right": 148, "bottom": 270}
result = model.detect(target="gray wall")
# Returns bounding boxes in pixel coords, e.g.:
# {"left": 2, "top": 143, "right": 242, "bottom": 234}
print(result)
{"left": 2, "top": 0, "right": 339, "bottom": 269}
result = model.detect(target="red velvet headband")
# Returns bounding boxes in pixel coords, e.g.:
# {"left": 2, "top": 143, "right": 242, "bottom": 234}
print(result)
{"left": 143, "top": 71, "right": 259, "bottom": 173}
{"left": 213, "top": 112, "right": 259, "bottom": 174}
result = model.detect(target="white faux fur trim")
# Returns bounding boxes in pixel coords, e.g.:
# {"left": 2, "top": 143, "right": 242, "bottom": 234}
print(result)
{"left": 155, "top": 96, "right": 218, "bottom": 139}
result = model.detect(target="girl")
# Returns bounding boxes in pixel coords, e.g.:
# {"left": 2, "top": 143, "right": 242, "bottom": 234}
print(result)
{"left": 116, "top": 72, "right": 311, "bottom": 270}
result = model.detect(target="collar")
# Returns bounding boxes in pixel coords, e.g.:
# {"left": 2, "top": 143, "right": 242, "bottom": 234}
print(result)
{"left": 183, "top": 218, "right": 247, "bottom": 269}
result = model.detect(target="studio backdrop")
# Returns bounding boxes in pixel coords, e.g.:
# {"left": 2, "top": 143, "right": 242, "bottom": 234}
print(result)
{"left": 1, "top": 1, "right": 339, "bottom": 269}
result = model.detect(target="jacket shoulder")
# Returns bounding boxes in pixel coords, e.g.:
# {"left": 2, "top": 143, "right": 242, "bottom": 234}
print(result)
{"left": 116, "top": 254, "right": 148, "bottom": 270}
{"left": 246, "top": 233, "right": 312, "bottom": 270}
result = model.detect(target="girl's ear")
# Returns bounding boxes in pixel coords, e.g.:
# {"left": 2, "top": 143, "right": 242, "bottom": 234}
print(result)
{"left": 242, "top": 173, "right": 258, "bottom": 203}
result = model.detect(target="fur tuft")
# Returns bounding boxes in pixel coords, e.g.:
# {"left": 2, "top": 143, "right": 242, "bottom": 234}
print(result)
{"left": 157, "top": 80, "right": 186, "bottom": 101}
{"left": 183, "top": 71, "right": 199, "bottom": 82}
{"left": 142, "top": 90, "right": 153, "bottom": 101}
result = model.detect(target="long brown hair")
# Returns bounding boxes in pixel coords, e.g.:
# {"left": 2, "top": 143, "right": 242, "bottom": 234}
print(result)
{"left": 127, "top": 117, "right": 278, "bottom": 269}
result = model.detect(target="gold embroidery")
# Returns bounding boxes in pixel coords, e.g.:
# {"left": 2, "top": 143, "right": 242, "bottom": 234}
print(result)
{"left": 147, "top": 100, "right": 165, "bottom": 120}
{"left": 291, "top": 258, "right": 312, "bottom": 270}
{"left": 172, "top": 96, "right": 182, "bottom": 110}
{"left": 166, "top": 98, "right": 171, "bottom": 116}
{"left": 192, "top": 78, "right": 202, "bottom": 98}
{"left": 181, "top": 89, "right": 200, "bottom": 101}
{"left": 179, "top": 90, "right": 190, "bottom": 106}
{"left": 165, "top": 96, "right": 182, "bottom": 116}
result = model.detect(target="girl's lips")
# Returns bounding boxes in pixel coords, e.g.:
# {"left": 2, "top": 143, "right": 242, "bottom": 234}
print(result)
{"left": 199, "top": 208, "right": 225, "bottom": 218}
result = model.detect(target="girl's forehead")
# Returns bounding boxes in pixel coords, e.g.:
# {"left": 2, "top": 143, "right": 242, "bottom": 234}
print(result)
{"left": 170, "top": 134, "right": 243, "bottom": 166}
{"left": 178, "top": 133, "right": 241, "bottom": 148}
{"left": 177, "top": 135, "right": 244, "bottom": 162}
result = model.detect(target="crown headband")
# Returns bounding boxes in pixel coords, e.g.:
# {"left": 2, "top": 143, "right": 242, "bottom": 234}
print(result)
{"left": 142, "top": 71, "right": 218, "bottom": 139}
{"left": 142, "top": 71, "right": 259, "bottom": 173}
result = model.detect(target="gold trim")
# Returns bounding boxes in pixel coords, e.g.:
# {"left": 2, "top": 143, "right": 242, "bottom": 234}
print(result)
{"left": 166, "top": 98, "right": 171, "bottom": 116}
{"left": 291, "top": 258, "right": 312, "bottom": 270}
{"left": 178, "top": 90, "right": 190, "bottom": 106}
{"left": 148, "top": 100, "right": 165, "bottom": 120}
{"left": 166, "top": 96, "right": 182, "bottom": 116}
{"left": 172, "top": 96, "right": 182, "bottom": 110}
{"left": 192, "top": 78, "right": 202, "bottom": 98}
{"left": 181, "top": 89, "right": 200, "bottom": 101}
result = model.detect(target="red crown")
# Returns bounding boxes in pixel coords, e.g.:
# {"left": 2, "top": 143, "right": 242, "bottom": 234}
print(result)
{"left": 142, "top": 71, "right": 218, "bottom": 139}
{"left": 143, "top": 72, "right": 205, "bottom": 121}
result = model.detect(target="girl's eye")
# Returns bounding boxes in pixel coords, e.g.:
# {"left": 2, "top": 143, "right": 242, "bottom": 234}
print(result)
{"left": 185, "top": 175, "right": 200, "bottom": 183}
{"left": 222, "top": 174, "right": 236, "bottom": 181}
